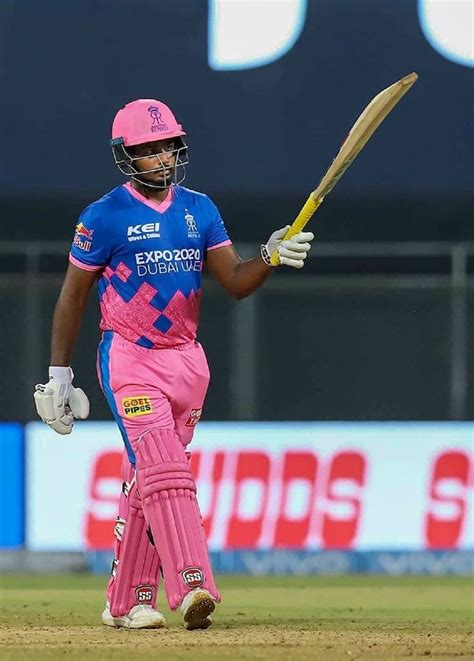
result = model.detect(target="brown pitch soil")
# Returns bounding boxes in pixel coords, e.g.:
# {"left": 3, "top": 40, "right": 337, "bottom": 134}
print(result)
{"left": 0, "top": 574, "right": 472, "bottom": 660}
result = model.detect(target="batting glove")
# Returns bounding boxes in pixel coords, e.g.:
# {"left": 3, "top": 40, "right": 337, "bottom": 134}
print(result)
{"left": 34, "top": 366, "right": 90, "bottom": 435}
{"left": 261, "top": 225, "right": 314, "bottom": 268}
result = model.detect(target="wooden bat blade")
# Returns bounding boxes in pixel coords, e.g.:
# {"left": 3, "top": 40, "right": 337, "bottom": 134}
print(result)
{"left": 269, "top": 72, "right": 418, "bottom": 265}
{"left": 312, "top": 72, "right": 418, "bottom": 202}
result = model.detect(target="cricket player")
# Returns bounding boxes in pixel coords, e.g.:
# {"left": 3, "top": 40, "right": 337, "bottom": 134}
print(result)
{"left": 34, "top": 98, "right": 314, "bottom": 630}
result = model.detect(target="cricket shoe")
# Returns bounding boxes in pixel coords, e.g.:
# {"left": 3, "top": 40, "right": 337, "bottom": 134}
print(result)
{"left": 180, "top": 588, "right": 216, "bottom": 630}
{"left": 101, "top": 602, "right": 166, "bottom": 629}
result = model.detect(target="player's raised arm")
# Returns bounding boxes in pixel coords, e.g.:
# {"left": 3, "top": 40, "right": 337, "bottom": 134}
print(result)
{"left": 206, "top": 226, "right": 314, "bottom": 299}
{"left": 34, "top": 262, "right": 94, "bottom": 435}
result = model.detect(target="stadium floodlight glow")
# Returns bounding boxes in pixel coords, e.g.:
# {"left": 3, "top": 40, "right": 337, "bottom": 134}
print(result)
{"left": 418, "top": 0, "right": 474, "bottom": 68}
{"left": 208, "top": 0, "right": 307, "bottom": 71}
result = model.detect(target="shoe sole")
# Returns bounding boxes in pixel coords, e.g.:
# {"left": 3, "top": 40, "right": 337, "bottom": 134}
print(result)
{"left": 183, "top": 593, "right": 215, "bottom": 631}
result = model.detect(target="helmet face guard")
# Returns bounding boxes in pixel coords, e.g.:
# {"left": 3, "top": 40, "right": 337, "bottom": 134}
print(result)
{"left": 111, "top": 136, "right": 188, "bottom": 189}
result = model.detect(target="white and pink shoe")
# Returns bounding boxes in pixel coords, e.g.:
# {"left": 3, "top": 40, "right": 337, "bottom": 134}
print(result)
{"left": 101, "top": 602, "right": 166, "bottom": 629}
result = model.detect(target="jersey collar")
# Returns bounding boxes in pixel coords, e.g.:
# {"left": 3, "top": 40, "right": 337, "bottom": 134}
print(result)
{"left": 124, "top": 182, "right": 174, "bottom": 214}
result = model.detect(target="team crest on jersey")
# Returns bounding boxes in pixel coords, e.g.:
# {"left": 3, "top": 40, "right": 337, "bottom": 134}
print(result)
{"left": 184, "top": 209, "right": 200, "bottom": 238}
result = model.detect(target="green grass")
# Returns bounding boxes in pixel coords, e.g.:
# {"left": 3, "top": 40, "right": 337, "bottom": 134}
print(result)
{"left": 0, "top": 574, "right": 473, "bottom": 660}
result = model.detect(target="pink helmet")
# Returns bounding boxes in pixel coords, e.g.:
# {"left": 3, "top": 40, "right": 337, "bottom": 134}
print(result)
{"left": 111, "top": 98, "right": 186, "bottom": 146}
{"left": 110, "top": 99, "right": 188, "bottom": 189}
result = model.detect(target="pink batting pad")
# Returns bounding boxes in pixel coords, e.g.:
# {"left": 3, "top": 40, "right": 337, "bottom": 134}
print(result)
{"left": 135, "top": 428, "right": 220, "bottom": 610}
{"left": 106, "top": 452, "right": 134, "bottom": 604}
{"left": 108, "top": 454, "right": 161, "bottom": 617}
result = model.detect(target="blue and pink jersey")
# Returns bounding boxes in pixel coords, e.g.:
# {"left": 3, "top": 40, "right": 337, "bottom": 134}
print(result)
{"left": 69, "top": 183, "right": 231, "bottom": 348}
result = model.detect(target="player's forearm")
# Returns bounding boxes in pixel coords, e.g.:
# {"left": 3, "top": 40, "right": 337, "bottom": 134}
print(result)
{"left": 227, "top": 256, "right": 272, "bottom": 299}
{"left": 50, "top": 289, "right": 88, "bottom": 366}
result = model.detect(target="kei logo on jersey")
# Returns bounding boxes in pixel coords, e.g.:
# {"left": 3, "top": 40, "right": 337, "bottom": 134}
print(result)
{"left": 127, "top": 222, "right": 161, "bottom": 242}
{"left": 185, "top": 209, "right": 200, "bottom": 238}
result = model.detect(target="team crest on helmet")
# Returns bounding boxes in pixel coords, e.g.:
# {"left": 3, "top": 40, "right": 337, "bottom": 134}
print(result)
{"left": 148, "top": 105, "right": 168, "bottom": 132}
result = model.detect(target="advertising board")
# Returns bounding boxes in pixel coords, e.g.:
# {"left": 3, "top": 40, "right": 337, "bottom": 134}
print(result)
{"left": 0, "top": 422, "right": 24, "bottom": 548}
{"left": 26, "top": 422, "right": 473, "bottom": 553}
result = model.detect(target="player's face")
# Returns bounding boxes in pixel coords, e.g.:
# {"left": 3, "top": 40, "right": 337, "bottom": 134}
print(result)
{"left": 128, "top": 139, "right": 177, "bottom": 185}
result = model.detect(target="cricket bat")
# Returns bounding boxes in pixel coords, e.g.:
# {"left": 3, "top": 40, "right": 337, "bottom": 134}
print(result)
{"left": 270, "top": 72, "right": 418, "bottom": 265}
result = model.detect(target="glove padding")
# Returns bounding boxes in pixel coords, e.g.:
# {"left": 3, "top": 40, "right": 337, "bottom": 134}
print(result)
{"left": 34, "top": 379, "right": 90, "bottom": 435}
{"left": 263, "top": 225, "right": 315, "bottom": 268}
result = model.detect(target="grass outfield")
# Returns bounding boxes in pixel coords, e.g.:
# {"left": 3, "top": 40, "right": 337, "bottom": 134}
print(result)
{"left": 0, "top": 574, "right": 472, "bottom": 660}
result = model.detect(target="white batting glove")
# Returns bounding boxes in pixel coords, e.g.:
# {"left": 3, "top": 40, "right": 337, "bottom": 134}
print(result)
{"left": 261, "top": 225, "right": 315, "bottom": 268}
{"left": 34, "top": 366, "right": 90, "bottom": 435}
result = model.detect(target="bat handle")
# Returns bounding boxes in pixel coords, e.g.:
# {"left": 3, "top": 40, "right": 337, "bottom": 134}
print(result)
{"left": 270, "top": 194, "right": 323, "bottom": 265}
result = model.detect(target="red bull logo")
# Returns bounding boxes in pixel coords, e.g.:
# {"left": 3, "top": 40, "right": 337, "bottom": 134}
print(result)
{"left": 74, "top": 222, "right": 94, "bottom": 252}
{"left": 75, "top": 222, "right": 94, "bottom": 240}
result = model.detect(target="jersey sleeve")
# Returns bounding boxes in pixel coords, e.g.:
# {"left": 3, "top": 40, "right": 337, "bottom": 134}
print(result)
{"left": 69, "top": 204, "right": 110, "bottom": 271}
{"left": 205, "top": 197, "right": 232, "bottom": 253}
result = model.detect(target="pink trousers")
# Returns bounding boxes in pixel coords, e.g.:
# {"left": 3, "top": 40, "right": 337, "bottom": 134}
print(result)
{"left": 98, "top": 331, "right": 218, "bottom": 612}
{"left": 98, "top": 331, "right": 211, "bottom": 463}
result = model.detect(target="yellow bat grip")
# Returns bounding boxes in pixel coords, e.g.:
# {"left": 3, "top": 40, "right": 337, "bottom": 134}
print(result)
{"left": 270, "top": 195, "right": 322, "bottom": 265}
